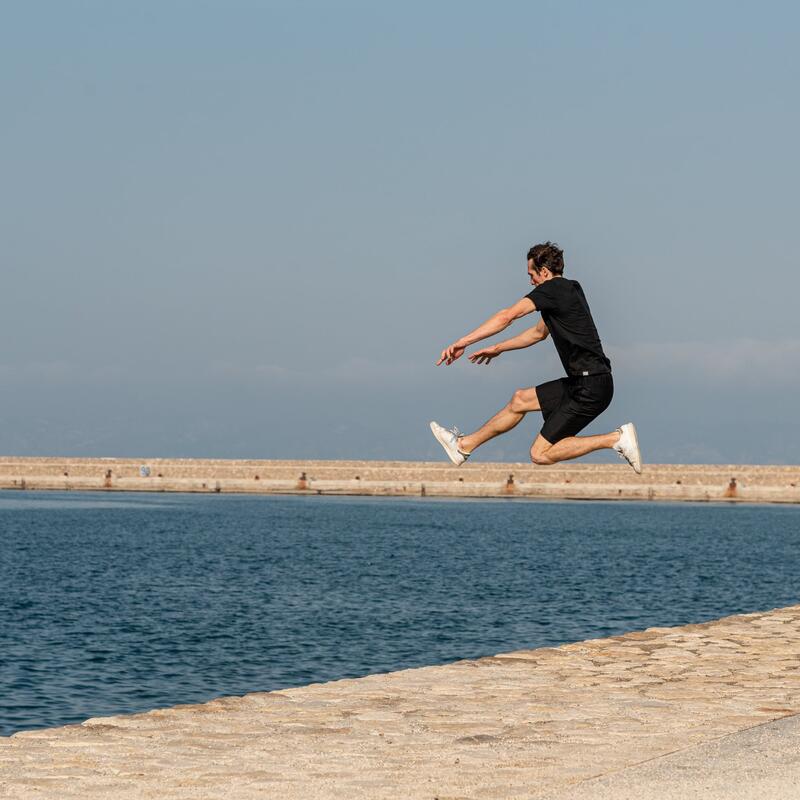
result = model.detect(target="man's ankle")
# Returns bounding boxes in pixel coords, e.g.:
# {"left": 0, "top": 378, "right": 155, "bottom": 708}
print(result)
{"left": 457, "top": 436, "right": 472, "bottom": 455}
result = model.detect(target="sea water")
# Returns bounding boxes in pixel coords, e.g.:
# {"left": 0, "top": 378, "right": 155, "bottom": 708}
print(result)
{"left": 1, "top": 491, "right": 798, "bottom": 735}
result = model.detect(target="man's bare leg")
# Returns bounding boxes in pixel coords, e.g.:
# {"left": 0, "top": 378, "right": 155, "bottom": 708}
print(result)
{"left": 458, "top": 387, "right": 541, "bottom": 454}
{"left": 531, "top": 431, "right": 620, "bottom": 465}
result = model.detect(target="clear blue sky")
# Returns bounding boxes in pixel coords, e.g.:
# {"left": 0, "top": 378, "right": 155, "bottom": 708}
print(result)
{"left": 2, "top": 1, "right": 798, "bottom": 463}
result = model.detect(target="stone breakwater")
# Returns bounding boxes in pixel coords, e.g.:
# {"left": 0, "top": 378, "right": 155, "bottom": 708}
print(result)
{"left": 2, "top": 606, "right": 800, "bottom": 799}
{"left": 1, "top": 457, "right": 799, "bottom": 503}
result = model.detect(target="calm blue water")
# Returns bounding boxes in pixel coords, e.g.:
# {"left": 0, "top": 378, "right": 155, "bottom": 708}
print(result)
{"left": 1, "top": 491, "right": 799, "bottom": 736}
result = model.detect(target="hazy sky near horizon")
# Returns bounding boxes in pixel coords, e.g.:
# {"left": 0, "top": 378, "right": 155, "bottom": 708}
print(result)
{"left": 2, "top": 1, "right": 799, "bottom": 463}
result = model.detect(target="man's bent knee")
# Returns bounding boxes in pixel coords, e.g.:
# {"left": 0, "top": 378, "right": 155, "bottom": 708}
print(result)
{"left": 530, "top": 434, "right": 555, "bottom": 465}
{"left": 509, "top": 387, "right": 539, "bottom": 414}
{"left": 509, "top": 390, "right": 526, "bottom": 413}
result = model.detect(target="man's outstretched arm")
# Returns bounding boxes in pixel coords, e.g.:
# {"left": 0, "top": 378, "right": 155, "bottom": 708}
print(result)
{"left": 437, "top": 296, "right": 536, "bottom": 366}
{"left": 469, "top": 318, "right": 549, "bottom": 365}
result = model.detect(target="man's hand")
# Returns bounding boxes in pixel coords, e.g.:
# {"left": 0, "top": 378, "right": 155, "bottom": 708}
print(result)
{"left": 436, "top": 343, "right": 466, "bottom": 366}
{"left": 469, "top": 345, "right": 501, "bottom": 365}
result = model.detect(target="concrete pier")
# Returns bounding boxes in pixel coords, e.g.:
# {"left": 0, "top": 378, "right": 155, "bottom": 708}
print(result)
{"left": 1, "top": 457, "right": 800, "bottom": 504}
{"left": 2, "top": 606, "right": 799, "bottom": 799}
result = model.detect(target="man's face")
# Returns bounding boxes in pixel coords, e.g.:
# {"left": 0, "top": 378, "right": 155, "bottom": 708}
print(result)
{"left": 527, "top": 259, "right": 546, "bottom": 286}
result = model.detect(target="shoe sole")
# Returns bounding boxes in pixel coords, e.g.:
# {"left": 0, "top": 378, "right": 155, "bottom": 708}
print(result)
{"left": 626, "top": 422, "right": 642, "bottom": 474}
{"left": 429, "top": 421, "right": 464, "bottom": 466}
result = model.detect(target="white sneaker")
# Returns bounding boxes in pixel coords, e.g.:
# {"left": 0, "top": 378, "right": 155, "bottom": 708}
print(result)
{"left": 614, "top": 422, "right": 642, "bottom": 474}
{"left": 429, "top": 421, "right": 470, "bottom": 466}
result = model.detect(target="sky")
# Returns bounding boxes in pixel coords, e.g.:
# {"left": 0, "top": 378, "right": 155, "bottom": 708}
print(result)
{"left": 1, "top": 1, "right": 798, "bottom": 464}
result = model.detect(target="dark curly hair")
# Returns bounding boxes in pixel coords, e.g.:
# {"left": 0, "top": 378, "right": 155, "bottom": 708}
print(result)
{"left": 527, "top": 242, "right": 564, "bottom": 275}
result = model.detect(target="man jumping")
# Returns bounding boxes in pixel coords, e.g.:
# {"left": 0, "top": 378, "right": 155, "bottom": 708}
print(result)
{"left": 430, "top": 242, "right": 641, "bottom": 472}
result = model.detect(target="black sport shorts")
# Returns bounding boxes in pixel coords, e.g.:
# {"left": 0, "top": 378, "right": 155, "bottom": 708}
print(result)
{"left": 536, "top": 373, "right": 614, "bottom": 444}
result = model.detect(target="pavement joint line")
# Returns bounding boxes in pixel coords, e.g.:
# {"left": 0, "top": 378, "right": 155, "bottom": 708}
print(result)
{"left": 550, "top": 709, "right": 800, "bottom": 793}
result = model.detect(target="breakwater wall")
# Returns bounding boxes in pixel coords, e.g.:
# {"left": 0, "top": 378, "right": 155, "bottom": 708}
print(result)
{"left": 1, "top": 457, "right": 799, "bottom": 503}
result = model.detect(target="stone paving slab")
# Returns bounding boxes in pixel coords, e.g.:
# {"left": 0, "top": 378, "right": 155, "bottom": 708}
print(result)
{"left": 2, "top": 606, "right": 800, "bottom": 799}
{"left": 543, "top": 713, "right": 800, "bottom": 799}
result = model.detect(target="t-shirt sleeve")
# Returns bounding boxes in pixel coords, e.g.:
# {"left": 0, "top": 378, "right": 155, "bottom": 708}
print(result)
{"left": 526, "top": 283, "right": 556, "bottom": 314}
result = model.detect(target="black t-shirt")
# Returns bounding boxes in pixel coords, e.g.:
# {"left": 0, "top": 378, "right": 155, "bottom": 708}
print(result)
{"left": 526, "top": 277, "right": 611, "bottom": 377}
